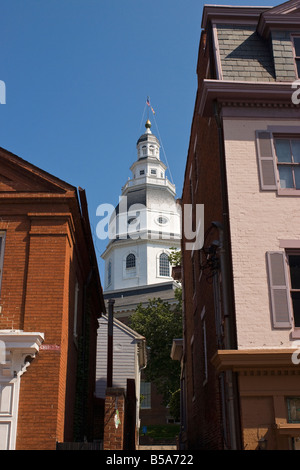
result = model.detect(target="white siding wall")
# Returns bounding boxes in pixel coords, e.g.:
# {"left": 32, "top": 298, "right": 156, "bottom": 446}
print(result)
{"left": 95, "top": 317, "right": 137, "bottom": 399}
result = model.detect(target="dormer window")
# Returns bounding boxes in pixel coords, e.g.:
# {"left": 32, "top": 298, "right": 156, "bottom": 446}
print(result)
{"left": 292, "top": 35, "right": 300, "bottom": 78}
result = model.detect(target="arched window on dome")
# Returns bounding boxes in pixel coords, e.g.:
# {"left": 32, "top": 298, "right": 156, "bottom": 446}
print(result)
{"left": 107, "top": 260, "right": 112, "bottom": 287}
{"left": 159, "top": 253, "right": 170, "bottom": 277}
{"left": 126, "top": 253, "right": 136, "bottom": 269}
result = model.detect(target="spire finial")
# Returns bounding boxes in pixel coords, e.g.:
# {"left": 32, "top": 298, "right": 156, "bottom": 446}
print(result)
{"left": 145, "top": 119, "right": 151, "bottom": 129}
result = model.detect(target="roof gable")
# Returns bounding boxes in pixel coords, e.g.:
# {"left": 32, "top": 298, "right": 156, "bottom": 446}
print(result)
{"left": 100, "top": 315, "right": 145, "bottom": 341}
{"left": 258, "top": 0, "right": 300, "bottom": 37}
{"left": 0, "top": 147, "right": 75, "bottom": 194}
{"left": 267, "top": 0, "right": 300, "bottom": 15}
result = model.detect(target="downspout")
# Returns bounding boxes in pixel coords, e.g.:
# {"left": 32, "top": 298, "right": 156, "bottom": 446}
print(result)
{"left": 213, "top": 100, "right": 243, "bottom": 450}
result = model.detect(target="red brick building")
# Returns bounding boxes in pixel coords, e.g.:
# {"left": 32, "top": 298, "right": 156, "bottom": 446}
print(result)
{"left": 180, "top": 0, "right": 300, "bottom": 451}
{"left": 0, "top": 147, "right": 105, "bottom": 450}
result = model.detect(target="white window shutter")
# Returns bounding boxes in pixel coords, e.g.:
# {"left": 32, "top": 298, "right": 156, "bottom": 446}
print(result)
{"left": 266, "top": 251, "right": 293, "bottom": 328}
{"left": 256, "top": 131, "right": 277, "bottom": 190}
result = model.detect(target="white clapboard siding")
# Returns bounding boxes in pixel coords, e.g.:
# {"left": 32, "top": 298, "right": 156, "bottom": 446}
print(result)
{"left": 95, "top": 316, "right": 139, "bottom": 399}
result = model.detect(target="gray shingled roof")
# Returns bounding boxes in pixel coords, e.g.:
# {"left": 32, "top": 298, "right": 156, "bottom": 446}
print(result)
{"left": 217, "top": 24, "right": 276, "bottom": 82}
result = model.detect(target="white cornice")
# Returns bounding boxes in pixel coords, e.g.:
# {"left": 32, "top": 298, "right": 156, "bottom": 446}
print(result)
{"left": 198, "top": 79, "right": 300, "bottom": 117}
{"left": 0, "top": 330, "right": 44, "bottom": 352}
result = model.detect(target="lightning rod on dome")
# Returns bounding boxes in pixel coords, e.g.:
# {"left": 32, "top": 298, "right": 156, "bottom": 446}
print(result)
{"left": 139, "top": 96, "right": 174, "bottom": 186}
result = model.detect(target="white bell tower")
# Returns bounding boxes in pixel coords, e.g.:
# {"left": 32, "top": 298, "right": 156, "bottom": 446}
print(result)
{"left": 101, "top": 119, "right": 181, "bottom": 312}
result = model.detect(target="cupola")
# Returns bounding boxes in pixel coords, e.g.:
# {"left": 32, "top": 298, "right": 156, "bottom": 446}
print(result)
{"left": 136, "top": 120, "right": 160, "bottom": 160}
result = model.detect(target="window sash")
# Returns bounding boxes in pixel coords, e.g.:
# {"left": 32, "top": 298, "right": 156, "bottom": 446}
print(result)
{"left": 159, "top": 253, "right": 170, "bottom": 277}
{"left": 287, "top": 253, "right": 300, "bottom": 328}
{"left": 274, "top": 137, "right": 300, "bottom": 190}
{"left": 140, "top": 382, "right": 151, "bottom": 409}
{"left": 287, "top": 397, "right": 300, "bottom": 423}
{"left": 292, "top": 35, "right": 300, "bottom": 78}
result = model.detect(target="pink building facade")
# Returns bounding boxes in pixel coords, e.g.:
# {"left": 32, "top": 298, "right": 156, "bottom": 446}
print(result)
{"left": 180, "top": 0, "right": 300, "bottom": 450}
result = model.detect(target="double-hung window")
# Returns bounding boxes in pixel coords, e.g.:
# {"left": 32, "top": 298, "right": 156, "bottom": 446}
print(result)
{"left": 256, "top": 129, "right": 300, "bottom": 193}
{"left": 267, "top": 250, "right": 300, "bottom": 331}
{"left": 140, "top": 381, "right": 151, "bottom": 409}
{"left": 274, "top": 138, "right": 300, "bottom": 190}
{"left": 292, "top": 35, "right": 300, "bottom": 78}
{"left": 287, "top": 253, "right": 300, "bottom": 328}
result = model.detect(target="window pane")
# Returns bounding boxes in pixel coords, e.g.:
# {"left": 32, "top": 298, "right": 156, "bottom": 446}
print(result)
{"left": 294, "top": 37, "right": 300, "bottom": 56}
{"left": 159, "top": 253, "right": 170, "bottom": 276}
{"left": 108, "top": 261, "right": 112, "bottom": 285}
{"left": 291, "top": 292, "right": 300, "bottom": 327}
{"left": 297, "top": 59, "right": 300, "bottom": 78}
{"left": 140, "top": 382, "right": 151, "bottom": 409}
{"left": 275, "top": 139, "right": 292, "bottom": 162}
{"left": 294, "top": 167, "right": 300, "bottom": 189}
{"left": 289, "top": 256, "right": 300, "bottom": 289}
{"left": 278, "top": 166, "right": 294, "bottom": 188}
{"left": 291, "top": 140, "right": 300, "bottom": 163}
{"left": 126, "top": 253, "right": 136, "bottom": 268}
{"left": 287, "top": 397, "right": 300, "bottom": 423}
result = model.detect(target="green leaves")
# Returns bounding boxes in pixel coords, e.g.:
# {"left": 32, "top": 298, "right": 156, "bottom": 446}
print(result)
{"left": 130, "top": 294, "right": 182, "bottom": 407}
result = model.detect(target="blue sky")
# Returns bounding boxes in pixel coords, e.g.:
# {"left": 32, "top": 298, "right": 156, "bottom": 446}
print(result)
{"left": 0, "top": 0, "right": 278, "bottom": 280}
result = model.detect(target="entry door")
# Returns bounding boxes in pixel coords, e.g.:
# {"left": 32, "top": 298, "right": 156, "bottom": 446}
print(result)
{"left": 0, "top": 379, "right": 20, "bottom": 450}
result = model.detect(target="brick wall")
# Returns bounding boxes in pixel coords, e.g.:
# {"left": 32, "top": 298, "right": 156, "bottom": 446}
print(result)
{"left": 181, "top": 28, "right": 226, "bottom": 447}
{"left": 103, "top": 388, "right": 125, "bottom": 450}
{"left": 0, "top": 157, "right": 103, "bottom": 449}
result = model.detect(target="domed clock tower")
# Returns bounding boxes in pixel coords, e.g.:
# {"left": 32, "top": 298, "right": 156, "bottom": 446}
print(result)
{"left": 101, "top": 119, "right": 181, "bottom": 320}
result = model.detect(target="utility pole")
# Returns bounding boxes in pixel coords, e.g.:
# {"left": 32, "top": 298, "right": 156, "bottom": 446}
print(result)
{"left": 107, "top": 299, "right": 115, "bottom": 388}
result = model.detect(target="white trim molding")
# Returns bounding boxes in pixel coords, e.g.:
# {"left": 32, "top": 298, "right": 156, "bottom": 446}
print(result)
{"left": 0, "top": 330, "right": 44, "bottom": 450}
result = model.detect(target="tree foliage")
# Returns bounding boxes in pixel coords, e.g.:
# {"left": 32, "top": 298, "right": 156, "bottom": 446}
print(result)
{"left": 168, "top": 247, "right": 182, "bottom": 267}
{"left": 130, "top": 289, "right": 182, "bottom": 406}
